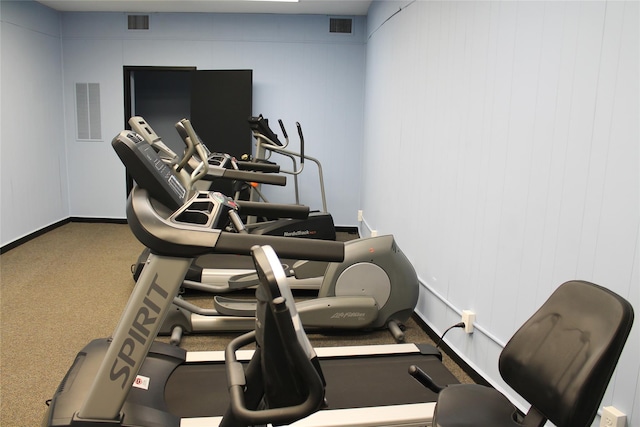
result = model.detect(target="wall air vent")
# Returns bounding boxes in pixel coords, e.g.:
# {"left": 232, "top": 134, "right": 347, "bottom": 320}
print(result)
{"left": 75, "top": 83, "right": 101, "bottom": 140}
{"left": 128, "top": 15, "right": 150, "bottom": 30}
{"left": 329, "top": 17, "right": 353, "bottom": 34}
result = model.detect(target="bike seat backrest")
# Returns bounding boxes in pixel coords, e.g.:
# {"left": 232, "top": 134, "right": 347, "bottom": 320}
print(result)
{"left": 499, "top": 280, "right": 634, "bottom": 427}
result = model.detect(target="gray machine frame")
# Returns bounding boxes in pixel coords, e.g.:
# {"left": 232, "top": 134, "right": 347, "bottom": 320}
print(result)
{"left": 129, "top": 115, "right": 330, "bottom": 292}
{"left": 42, "top": 131, "right": 459, "bottom": 426}
{"left": 124, "top": 122, "right": 420, "bottom": 341}
{"left": 165, "top": 234, "right": 419, "bottom": 343}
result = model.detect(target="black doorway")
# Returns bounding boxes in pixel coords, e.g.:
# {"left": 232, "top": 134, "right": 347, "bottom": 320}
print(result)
{"left": 123, "top": 66, "right": 253, "bottom": 195}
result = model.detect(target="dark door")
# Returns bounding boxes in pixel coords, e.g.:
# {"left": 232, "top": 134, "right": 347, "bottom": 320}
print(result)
{"left": 190, "top": 69, "right": 253, "bottom": 159}
{"left": 123, "top": 67, "right": 253, "bottom": 195}
{"left": 128, "top": 68, "right": 194, "bottom": 154}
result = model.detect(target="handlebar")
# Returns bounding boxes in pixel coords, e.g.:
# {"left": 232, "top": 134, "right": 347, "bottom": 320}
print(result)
{"left": 176, "top": 118, "right": 287, "bottom": 186}
{"left": 181, "top": 119, "right": 210, "bottom": 184}
{"left": 126, "top": 186, "right": 344, "bottom": 262}
{"left": 278, "top": 119, "right": 288, "bottom": 139}
{"left": 234, "top": 160, "right": 281, "bottom": 173}
{"left": 226, "top": 300, "right": 324, "bottom": 425}
{"left": 215, "top": 232, "right": 343, "bottom": 262}
{"left": 297, "top": 122, "right": 305, "bottom": 165}
{"left": 225, "top": 245, "right": 326, "bottom": 425}
{"left": 408, "top": 365, "right": 445, "bottom": 393}
{"left": 235, "top": 200, "right": 309, "bottom": 219}
{"left": 217, "top": 169, "right": 286, "bottom": 186}
{"left": 174, "top": 120, "right": 194, "bottom": 173}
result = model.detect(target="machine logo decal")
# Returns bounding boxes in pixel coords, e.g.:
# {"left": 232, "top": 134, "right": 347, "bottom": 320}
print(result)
{"left": 283, "top": 230, "right": 314, "bottom": 237}
{"left": 330, "top": 312, "right": 366, "bottom": 319}
{"left": 133, "top": 375, "right": 151, "bottom": 390}
{"left": 109, "top": 274, "right": 170, "bottom": 389}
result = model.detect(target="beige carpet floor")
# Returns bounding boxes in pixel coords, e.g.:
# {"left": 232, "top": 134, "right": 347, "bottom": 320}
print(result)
{"left": 0, "top": 222, "right": 472, "bottom": 426}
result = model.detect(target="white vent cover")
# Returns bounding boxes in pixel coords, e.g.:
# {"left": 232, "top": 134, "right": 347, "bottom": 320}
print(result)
{"left": 329, "top": 17, "right": 353, "bottom": 34}
{"left": 75, "top": 83, "right": 101, "bottom": 140}
{"left": 128, "top": 15, "right": 150, "bottom": 30}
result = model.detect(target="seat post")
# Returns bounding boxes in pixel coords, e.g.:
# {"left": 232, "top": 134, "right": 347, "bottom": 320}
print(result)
{"left": 522, "top": 406, "right": 547, "bottom": 427}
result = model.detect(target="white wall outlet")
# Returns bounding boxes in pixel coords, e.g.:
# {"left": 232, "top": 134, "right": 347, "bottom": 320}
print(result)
{"left": 358, "top": 210, "right": 363, "bottom": 222}
{"left": 600, "top": 406, "right": 626, "bottom": 427}
{"left": 462, "top": 310, "right": 476, "bottom": 334}
{"left": 370, "top": 229, "right": 378, "bottom": 237}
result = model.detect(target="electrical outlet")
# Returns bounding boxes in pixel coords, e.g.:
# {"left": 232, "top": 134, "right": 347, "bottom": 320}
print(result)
{"left": 370, "top": 230, "right": 378, "bottom": 237}
{"left": 461, "top": 310, "right": 475, "bottom": 334}
{"left": 358, "top": 210, "right": 363, "bottom": 222}
{"left": 600, "top": 406, "right": 626, "bottom": 427}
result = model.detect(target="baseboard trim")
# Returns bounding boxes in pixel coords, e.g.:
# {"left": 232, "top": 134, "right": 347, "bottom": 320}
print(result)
{"left": 1, "top": 217, "right": 128, "bottom": 254}
{"left": 1, "top": 218, "right": 71, "bottom": 254}
{"left": 69, "top": 217, "right": 128, "bottom": 224}
{"left": 411, "top": 313, "right": 490, "bottom": 386}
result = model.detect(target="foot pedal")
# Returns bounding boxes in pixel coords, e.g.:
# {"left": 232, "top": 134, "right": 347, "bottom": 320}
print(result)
{"left": 213, "top": 296, "right": 257, "bottom": 317}
{"left": 228, "top": 272, "right": 261, "bottom": 290}
{"left": 228, "top": 263, "right": 292, "bottom": 290}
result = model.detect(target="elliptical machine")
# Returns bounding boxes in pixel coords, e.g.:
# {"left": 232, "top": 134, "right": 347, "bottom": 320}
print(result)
{"left": 165, "top": 233, "right": 418, "bottom": 343}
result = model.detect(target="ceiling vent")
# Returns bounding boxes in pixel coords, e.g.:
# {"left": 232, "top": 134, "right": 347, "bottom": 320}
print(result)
{"left": 128, "top": 15, "right": 150, "bottom": 30}
{"left": 329, "top": 17, "right": 353, "bottom": 34}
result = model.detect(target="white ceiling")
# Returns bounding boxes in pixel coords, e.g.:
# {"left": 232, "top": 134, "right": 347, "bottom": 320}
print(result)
{"left": 36, "top": 0, "right": 373, "bottom": 16}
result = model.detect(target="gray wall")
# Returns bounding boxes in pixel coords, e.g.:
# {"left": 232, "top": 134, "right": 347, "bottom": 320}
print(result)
{"left": 362, "top": 1, "right": 638, "bottom": 424}
{"left": 1, "top": 0, "right": 68, "bottom": 245}
{"left": 1, "top": 1, "right": 366, "bottom": 245}
{"left": 60, "top": 11, "right": 366, "bottom": 225}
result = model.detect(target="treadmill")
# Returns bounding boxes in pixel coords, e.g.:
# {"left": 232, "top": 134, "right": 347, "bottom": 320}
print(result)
{"left": 41, "top": 130, "right": 460, "bottom": 427}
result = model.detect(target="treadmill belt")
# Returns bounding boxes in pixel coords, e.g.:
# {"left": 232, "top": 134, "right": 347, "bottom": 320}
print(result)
{"left": 165, "top": 353, "right": 459, "bottom": 418}
{"left": 322, "top": 355, "right": 456, "bottom": 409}
{"left": 165, "top": 363, "right": 231, "bottom": 417}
